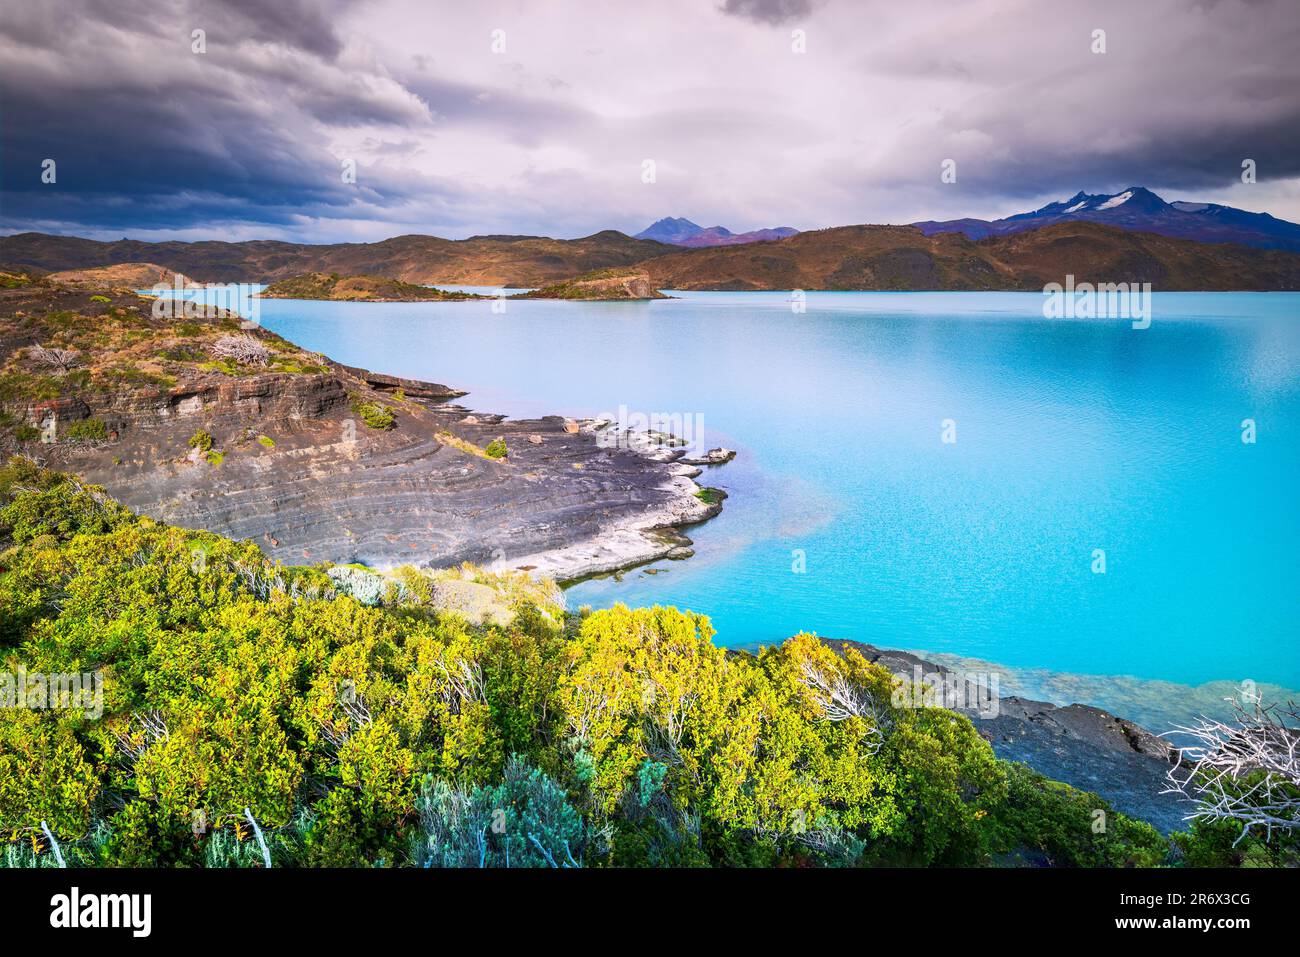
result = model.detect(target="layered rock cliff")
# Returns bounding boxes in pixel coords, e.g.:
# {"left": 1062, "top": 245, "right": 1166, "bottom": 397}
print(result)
{"left": 0, "top": 273, "right": 719, "bottom": 579}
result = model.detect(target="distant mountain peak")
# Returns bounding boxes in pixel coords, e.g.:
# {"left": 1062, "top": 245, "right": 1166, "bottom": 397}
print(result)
{"left": 912, "top": 186, "right": 1300, "bottom": 252}
{"left": 634, "top": 218, "right": 705, "bottom": 243}
{"left": 634, "top": 217, "right": 798, "bottom": 247}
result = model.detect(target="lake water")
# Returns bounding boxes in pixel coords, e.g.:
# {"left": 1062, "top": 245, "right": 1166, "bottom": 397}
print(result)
{"left": 247, "top": 290, "right": 1299, "bottom": 731}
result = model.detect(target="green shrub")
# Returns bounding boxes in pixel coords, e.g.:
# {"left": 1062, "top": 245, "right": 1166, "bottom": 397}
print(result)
{"left": 484, "top": 438, "right": 508, "bottom": 459}
{"left": 189, "top": 429, "right": 213, "bottom": 452}
{"left": 352, "top": 400, "right": 395, "bottom": 431}
{"left": 64, "top": 419, "right": 108, "bottom": 443}
{"left": 985, "top": 762, "right": 1169, "bottom": 867}
{"left": 0, "top": 461, "right": 1206, "bottom": 870}
{"left": 413, "top": 757, "right": 583, "bottom": 867}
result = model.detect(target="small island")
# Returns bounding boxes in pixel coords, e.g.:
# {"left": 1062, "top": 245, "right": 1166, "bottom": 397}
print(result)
{"left": 259, "top": 272, "right": 486, "bottom": 301}
{"left": 511, "top": 268, "right": 669, "bottom": 300}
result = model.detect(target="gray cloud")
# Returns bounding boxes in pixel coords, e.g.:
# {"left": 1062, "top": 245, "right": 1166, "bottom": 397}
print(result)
{"left": 1, "top": 0, "right": 1298, "bottom": 241}
{"left": 719, "top": 0, "right": 816, "bottom": 25}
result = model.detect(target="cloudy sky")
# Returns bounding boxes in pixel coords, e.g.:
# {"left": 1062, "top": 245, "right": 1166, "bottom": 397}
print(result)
{"left": 2, "top": 0, "right": 1298, "bottom": 242}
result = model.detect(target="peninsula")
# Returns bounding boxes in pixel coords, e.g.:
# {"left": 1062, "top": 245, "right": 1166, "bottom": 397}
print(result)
{"left": 0, "top": 270, "right": 718, "bottom": 580}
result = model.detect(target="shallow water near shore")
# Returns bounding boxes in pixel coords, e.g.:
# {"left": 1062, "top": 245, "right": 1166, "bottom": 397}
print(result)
{"left": 249, "top": 289, "right": 1300, "bottom": 729}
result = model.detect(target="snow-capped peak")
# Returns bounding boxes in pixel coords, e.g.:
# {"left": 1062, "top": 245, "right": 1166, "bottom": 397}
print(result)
{"left": 1096, "top": 190, "right": 1134, "bottom": 210}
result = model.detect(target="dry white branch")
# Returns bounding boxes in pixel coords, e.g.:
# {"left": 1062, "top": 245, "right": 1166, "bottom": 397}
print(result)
{"left": 433, "top": 656, "right": 485, "bottom": 713}
{"left": 211, "top": 334, "right": 271, "bottom": 366}
{"left": 244, "top": 807, "right": 272, "bottom": 868}
{"left": 1162, "top": 699, "right": 1300, "bottom": 844}
{"left": 113, "top": 710, "right": 170, "bottom": 769}
{"left": 29, "top": 345, "right": 80, "bottom": 374}
{"left": 797, "top": 660, "right": 887, "bottom": 751}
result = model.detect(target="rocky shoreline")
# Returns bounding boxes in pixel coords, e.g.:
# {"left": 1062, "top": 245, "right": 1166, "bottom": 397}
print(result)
{"left": 821, "top": 641, "right": 1194, "bottom": 834}
{"left": 0, "top": 277, "right": 725, "bottom": 582}
{"left": 63, "top": 395, "right": 725, "bottom": 581}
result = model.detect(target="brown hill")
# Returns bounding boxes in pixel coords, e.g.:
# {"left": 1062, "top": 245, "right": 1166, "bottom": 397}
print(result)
{"left": 5, "top": 221, "right": 1300, "bottom": 291}
{"left": 636, "top": 221, "right": 1300, "bottom": 291}
{"left": 47, "top": 262, "right": 196, "bottom": 289}
{"left": 0, "top": 230, "right": 673, "bottom": 287}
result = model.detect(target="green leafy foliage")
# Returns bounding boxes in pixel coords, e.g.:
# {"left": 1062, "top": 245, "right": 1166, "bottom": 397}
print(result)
{"left": 64, "top": 419, "right": 108, "bottom": 443}
{"left": 484, "top": 438, "right": 508, "bottom": 459}
{"left": 0, "top": 460, "right": 1243, "bottom": 868}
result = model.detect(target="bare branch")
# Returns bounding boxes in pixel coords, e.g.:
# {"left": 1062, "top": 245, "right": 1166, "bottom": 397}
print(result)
{"left": 1162, "top": 698, "right": 1300, "bottom": 844}
{"left": 211, "top": 334, "right": 271, "bottom": 366}
{"left": 797, "top": 660, "right": 887, "bottom": 752}
{"left": 28, "top": 345, "right": 80, "bottom": 375}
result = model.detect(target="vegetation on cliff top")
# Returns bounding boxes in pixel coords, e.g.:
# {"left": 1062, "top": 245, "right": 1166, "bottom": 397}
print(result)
{"left": 259, "top": 272, "right": 485, "bottom": 302}
{"left": 3, "top": 459, "right": 1291, "bottom": 868}
{"left": 0, "top": 277, "right": 330, "bottom": 451}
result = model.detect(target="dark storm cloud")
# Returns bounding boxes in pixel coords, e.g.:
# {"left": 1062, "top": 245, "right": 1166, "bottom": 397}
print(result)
{"left": 0, "top": 0, "right": 452, "bottom": 237}
{"left": 1, "top": 0, "right": 1299, "bottom": 240}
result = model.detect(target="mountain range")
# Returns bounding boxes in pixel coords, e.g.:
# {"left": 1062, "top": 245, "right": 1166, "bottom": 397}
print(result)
{"left": 913, "top": 186, "right": 1300, "bottom": 252}
{"left": 634, "top": 221, "right": 1300, "bottom": 291}
{"left": 633, "top": 217, "right": 800, "bottom": 247}
{"left": 3, "top": 188, "right": 1300, "bottom": 290}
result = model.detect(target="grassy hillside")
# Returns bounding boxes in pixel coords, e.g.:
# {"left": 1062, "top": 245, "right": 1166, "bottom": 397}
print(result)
{"left": 46, "top": 263, "right": 197, "bottom": 290}
{"left": 8, "top": 221, "right": 1300, "bottom": 291}
{"left": 0, "top": 231, "right": 674, "bottom": 287}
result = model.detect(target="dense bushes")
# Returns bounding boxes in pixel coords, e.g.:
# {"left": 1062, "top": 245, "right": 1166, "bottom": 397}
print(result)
{"left": 0, "top": 458, "right": 1251, "bottom": 868}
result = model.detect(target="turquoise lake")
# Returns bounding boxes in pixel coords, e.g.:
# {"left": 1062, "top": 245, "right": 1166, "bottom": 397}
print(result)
{"left": 247, "top": 290, "right": 1299, "bottom": 731}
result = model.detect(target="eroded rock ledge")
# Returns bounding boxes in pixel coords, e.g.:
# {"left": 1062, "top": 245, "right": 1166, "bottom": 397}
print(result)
{"left": 0, "top": 278, "right": 723, "bottom": 581}
{"left": 59, "top": 393, "right": 719, "bottom": 581}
